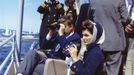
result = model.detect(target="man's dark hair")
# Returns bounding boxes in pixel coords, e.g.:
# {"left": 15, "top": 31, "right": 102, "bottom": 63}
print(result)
{"left": 58, "top": 15, "right": 74, "bottom": 27}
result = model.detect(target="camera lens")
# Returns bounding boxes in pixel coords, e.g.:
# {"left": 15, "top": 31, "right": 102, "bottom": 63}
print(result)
{"left": 48, "top": 22, "right": 59, "bottom": 30}
{"left": 62, "top": 47, "right": 70, "bottom": 57}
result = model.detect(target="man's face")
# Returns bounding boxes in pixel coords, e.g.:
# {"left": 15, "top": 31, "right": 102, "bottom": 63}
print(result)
{"left": 64, "top": 22, "right": 73, "bottom": 35}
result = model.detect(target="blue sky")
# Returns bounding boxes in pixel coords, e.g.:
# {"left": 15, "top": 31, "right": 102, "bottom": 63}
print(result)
{"left": 0, "top": 0, "right": 64, "bottom": 33}
{"left": 0, "top": 0, "right": 132, "bottom": 33}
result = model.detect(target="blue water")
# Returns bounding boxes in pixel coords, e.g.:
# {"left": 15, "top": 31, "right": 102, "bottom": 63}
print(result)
{"left": 0, "top": 47, "right": 11, "bottom": 65}
{"left": 0, "top": 40, "right": 35, "bottom": 75}
{"left": 20, "top": 40, "right": 35, "bottom": 58}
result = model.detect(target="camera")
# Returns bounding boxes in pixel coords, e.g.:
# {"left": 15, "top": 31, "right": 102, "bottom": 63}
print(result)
{"left": 62, "top": 42, "right": 80, "bottom": 57}
{"left": 47, "top": 22, "right": 60, "bottom": 31}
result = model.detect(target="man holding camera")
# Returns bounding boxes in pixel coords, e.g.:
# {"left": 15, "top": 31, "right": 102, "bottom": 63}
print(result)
{"left": 37, "top": 0, "right": 64, "bottom": 50}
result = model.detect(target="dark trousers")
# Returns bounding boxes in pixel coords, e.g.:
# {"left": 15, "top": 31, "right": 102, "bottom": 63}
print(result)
{"left": 39, "top": 29, "right": 48, "bottom": 49}
{"left": 103, "top": 51, "right": 123, "bottom": 75}
{"left": 17, "top": 50, "right": 47, "bottom": 75}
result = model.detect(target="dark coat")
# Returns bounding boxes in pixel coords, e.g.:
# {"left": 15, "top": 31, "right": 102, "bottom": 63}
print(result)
{"left": 75, "top": 4, "right": 94, "bottom": 36}
{"left": 71, "top": 44, "right": 104, "bottom": 75}
{"left": 48, "top": 32, "right": 81, "bottom": 60}
{"left": 37, "top": 2, "right": 64, "bottom": 49}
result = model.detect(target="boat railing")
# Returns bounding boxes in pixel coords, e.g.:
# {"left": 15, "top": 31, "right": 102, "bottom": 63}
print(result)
{"left": 0, "top": 33, "right": 19, "bottom": 75}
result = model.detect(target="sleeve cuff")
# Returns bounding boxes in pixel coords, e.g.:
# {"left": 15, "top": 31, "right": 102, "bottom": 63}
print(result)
{"left": 70, "top": 60, "right": 83, "bottom": 72}
{"left": 46, "top": 34, "right": 52, "bottom": 40}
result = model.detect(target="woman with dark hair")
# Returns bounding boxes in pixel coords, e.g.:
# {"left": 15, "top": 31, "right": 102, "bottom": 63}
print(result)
{"left": 67, "top": 19, "right": 105, "bottom": 75}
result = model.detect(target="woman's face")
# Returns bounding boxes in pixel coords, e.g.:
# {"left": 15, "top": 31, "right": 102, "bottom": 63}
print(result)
{"left": 82, "top": 29, "right": 93, "bottom": 45}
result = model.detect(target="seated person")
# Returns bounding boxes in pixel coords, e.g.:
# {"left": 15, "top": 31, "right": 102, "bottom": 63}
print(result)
{"left": 17, "top": 15, "right": 81, "bottom": 75}
{"left": 67, "top": 19, "right": 105, "bottom": 75}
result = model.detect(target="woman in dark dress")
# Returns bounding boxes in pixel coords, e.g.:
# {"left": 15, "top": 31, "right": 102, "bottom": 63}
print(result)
{"left": 68, "top": 20, "right": 105, "bottom": 75}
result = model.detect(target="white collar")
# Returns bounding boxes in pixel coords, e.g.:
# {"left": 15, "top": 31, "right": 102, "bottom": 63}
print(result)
{"left": 66, "top": 32, "right": 74, "bottom": 39}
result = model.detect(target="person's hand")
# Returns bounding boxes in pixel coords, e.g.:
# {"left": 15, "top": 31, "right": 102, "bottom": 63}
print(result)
{"left": 48, "top": 29, "right": 55, "bottom": 36}
{"left": 46, "top": 29, "right": 55, "bottom": 40}
{"left": 125, "top": 24, "right": 134, "bottom": 34}
{"left": 41, "top": 1, "right": 49, "bottom": 8}
{"left": 56, "top": 3, "right": 62, "bottom": 9}
{"left": 58, "top": 23, "right": 65, "bottom": 36}
{"left": 68, "top": 44, "right": 79, "bottom": 62}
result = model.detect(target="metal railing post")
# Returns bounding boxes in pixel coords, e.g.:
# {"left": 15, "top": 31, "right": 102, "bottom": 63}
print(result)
{"left": 16, "top": 0, "right": 25, "bottom": 61}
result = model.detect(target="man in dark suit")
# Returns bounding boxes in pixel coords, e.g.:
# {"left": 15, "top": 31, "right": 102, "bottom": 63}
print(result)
{"left": 17, "top": 16, "right": 81, "bottom": 75}
{"left": 76, "top": 0, "right": 134, "bottom": 75}
{"left": 37, "top": 0, "right": 64, "bottom": 49}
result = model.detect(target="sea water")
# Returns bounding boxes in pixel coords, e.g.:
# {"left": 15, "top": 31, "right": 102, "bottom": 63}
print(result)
{"left": 0, "top": 40, "right": 35, "bottom": 75}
